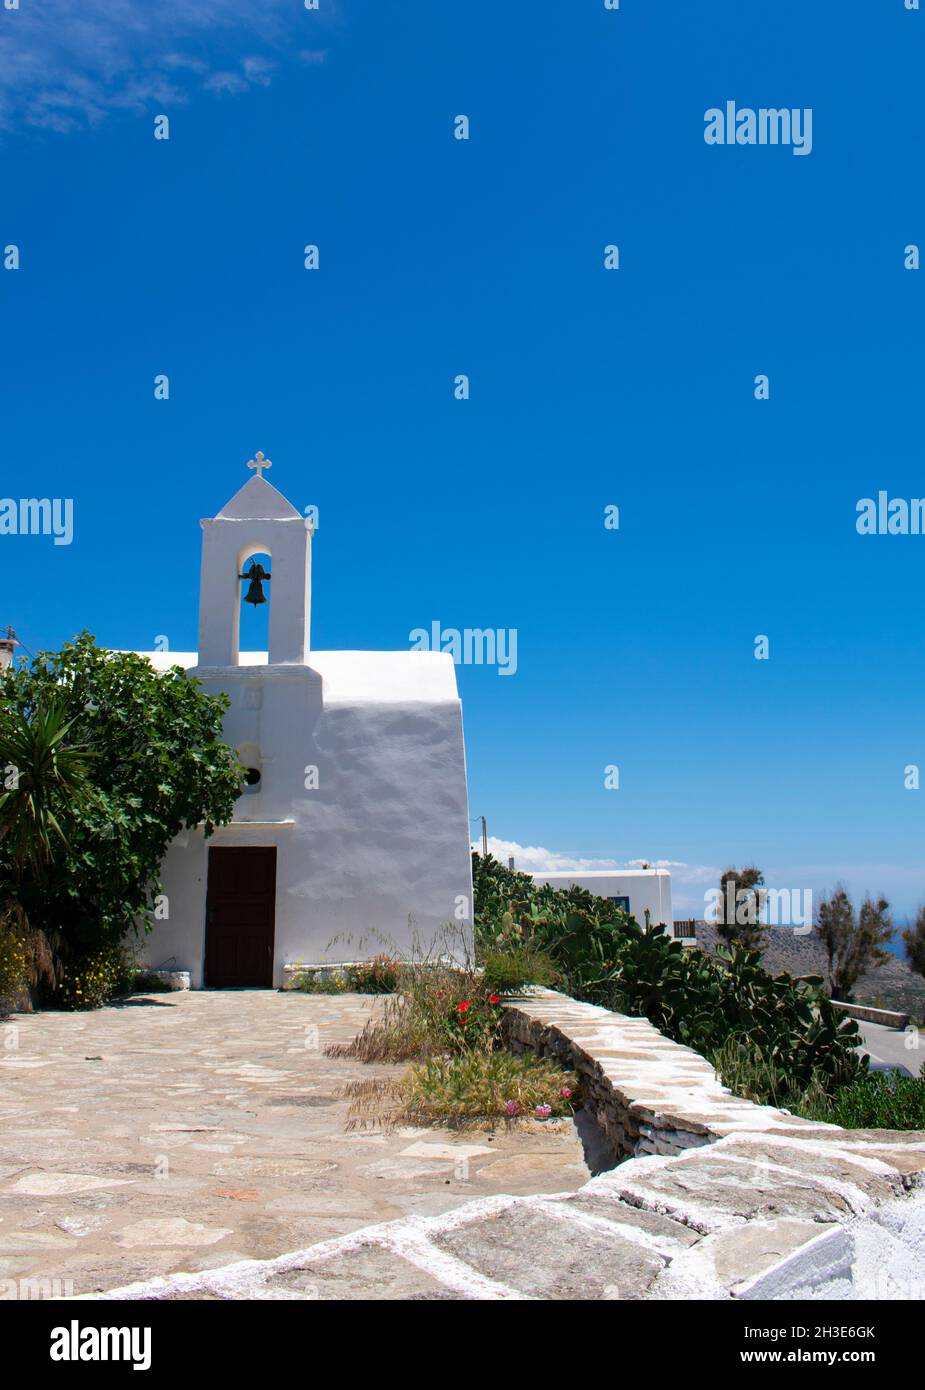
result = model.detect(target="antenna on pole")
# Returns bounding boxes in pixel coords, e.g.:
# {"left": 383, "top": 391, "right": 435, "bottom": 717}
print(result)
{"left": 480, "top": 815, "right": 488, "bottom": 858}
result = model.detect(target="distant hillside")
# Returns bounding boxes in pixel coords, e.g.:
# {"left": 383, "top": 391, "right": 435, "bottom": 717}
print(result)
{"left": 693, "top": 922, "right": 925, "bottom": 1022}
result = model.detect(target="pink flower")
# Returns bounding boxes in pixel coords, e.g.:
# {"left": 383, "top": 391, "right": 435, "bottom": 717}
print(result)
{"left": 558, "top": 1087, "right": 572, "bottom": 1099}
{"left": 535, "top": 1104, "right": 552, "bottom": 1118}
{"left": 503, "top": 1100, "right": 521, "bottom": 1116}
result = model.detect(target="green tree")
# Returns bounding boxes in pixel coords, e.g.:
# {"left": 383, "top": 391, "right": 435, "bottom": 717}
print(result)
{"left": 0, "top": 633, "right": 241, "bottom": 959}
{"left": 0, "top": 694, "right": 96, "bottom": 877}
{"left": 815, "top": 885, "right": 893, "bottom": 1001}
{"left": 902, "top": 904, "right": 925, "bottom": 986}
{"left": 716, "top": 865, "right": 767, "bottom": 949}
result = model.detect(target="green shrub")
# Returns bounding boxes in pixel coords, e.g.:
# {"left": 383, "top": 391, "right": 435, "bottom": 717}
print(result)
{"left": 293, "top": 969, "right": 350, "bottom": 995}
{"left": 0, "top": 902, "right": 57, "bottom": 1011}
{"left": 52, "top": 942, "right": 130, "bottom": 1010}
{"left": 0, "top": 911, "right": 29, "bottom": 1007}
{"left": 349, "top": 954, "right": 402, "bottom": 994}
{"left": 122, "top": 970, "right": 173, "bottom": 994}
{"left": 472, "top": 853, "right": 865, "bottom": 1101}
{"left": 481, "top": 944, "right": 560, "bottom": 993}
{"left": 796, "top": 1066, "right": 925, "bottom": 1130}
{"left": 708, "top": 1035, "right": 827, "bottom": 1112}
{"left": 604, "top": 937, "right": 863, "bottom": 1099}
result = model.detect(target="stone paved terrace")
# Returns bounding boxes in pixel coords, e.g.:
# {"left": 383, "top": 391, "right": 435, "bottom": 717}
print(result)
{"left": 6, "top": 987, "right": 925, "bottom": 1301}
{"left": 0, "top": 991, "right": 588, "bottom": 1297}
{"left": 93, "top": 989, "right": 925, "bottom": 1301}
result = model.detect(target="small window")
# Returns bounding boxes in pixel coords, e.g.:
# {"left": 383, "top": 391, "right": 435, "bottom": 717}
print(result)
{"left": 607, "top": 895, "right": 630, "bottom": 912}
{"left": 237, "top": 741, "right": 262, "bottom": 796}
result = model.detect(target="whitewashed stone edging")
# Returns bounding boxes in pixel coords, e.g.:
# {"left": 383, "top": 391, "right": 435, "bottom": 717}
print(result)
{"left": 831, "top": 1000, "right": 911, "bottom": 1029}
{"left": 89, "top": 1148, "right": 925, "bottom": 1301}
{"left": 281, "top": 962, "right": 362, "bottom": 989}
{"left": 145, "top": 969, "right": 190, "bottom": 992}
{"left": 501, "top": 987, "right": 837, "bottom": 1159}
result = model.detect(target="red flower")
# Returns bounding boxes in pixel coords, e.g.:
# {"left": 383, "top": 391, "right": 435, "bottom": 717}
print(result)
{"left": 457, "top": 1000, "right": 471, "bottom": 1012}
{"left": 487, "top": 994, "right": 501, "bottom": 1005}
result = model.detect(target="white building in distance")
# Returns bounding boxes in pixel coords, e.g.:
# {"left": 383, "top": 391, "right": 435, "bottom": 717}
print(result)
{"left": 530, "top": 869, "right": 677, "bottom": 937}
{"left": 133, "top": 460, "right": 473, "bottom": 987}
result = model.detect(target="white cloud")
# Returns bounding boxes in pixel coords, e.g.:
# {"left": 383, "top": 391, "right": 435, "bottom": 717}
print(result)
{"left": 203, "top": 71, "right": 249, "bottom": 97}
{"left": 474, "top": 834, "right": 715, "bottom": 877}
{"left": 0, "top": 1, "right": 330, "bottom": 132}
{"left": 161, "top": 54, "right": 208, "bottom": 76}
{"left": 241, "top": 55, "right": 274, "bottom": 87}
{"left": 472, "top": 836, "right": 622, "bottom": 874}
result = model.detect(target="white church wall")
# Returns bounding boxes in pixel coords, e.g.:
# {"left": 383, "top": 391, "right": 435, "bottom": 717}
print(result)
{"left": 142, "top": 827, "right": 207, "bottom": 975}
{"left": 142, "top": 655, "right": 473, "bottom": 985}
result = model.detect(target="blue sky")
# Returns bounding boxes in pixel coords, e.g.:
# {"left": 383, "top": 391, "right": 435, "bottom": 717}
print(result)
{"left": 2, "top": 1, "right": 924, "bottom": 928}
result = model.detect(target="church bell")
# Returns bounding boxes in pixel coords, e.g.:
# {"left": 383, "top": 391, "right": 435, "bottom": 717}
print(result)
{"left": 240, "top": 560, "right": 271, "bottom": 606}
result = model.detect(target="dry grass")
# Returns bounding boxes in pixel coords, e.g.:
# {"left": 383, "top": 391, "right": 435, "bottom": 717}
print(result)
{"left": 325, "top": 957, "right": 499, "bottom": 1063}
{"left": 326, "top": 994, "right": 441, "bottom": 1063}
{"left": 340, "top": 1076, "right": 410, "bottom": 1130}
{"left": 326, "top": 936, "right": 578, "bottom": 1129}
{"left": 339, "top": 1052, "right": 577, "bottom": 1131}
{"left": 404, "top": 1051, "right": 576, "bottom": 1124}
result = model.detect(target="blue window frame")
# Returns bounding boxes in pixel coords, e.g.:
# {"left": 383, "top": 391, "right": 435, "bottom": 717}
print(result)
{"left": 607, "top": 895, "right": 630, "bottom": 912}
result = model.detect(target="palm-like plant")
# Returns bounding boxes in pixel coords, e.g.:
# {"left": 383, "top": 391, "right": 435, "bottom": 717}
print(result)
{"left": 0, "top": 695, "right": 96, "bottom": 877}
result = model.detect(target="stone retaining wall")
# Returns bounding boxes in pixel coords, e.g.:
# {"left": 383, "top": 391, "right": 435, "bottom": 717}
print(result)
{"left": 503, "top": 988, "right": 838, "bottom": 1159}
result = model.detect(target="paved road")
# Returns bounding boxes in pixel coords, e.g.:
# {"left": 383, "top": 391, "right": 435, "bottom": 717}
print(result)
{"left": 856, "top": 1019, "right": 923, "bottom": 1077}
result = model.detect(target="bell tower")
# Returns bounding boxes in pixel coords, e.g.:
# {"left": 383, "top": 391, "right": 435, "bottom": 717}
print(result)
{"left": 197, "top": 454, "right": 312, "bottom": 667}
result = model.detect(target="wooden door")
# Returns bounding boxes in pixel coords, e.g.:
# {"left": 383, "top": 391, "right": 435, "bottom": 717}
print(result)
{"left": 204, "top": 846, "right": 277, "bottom": 987}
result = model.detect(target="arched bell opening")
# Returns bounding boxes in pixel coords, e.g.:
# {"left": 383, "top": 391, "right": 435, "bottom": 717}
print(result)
{"left": 236, "top": 545, "right": 271, "bottom": 664}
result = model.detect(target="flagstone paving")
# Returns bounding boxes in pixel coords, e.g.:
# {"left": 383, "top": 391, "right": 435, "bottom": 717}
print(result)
{"left": 0, "top": 991, "right": 588, "bottom": 1297}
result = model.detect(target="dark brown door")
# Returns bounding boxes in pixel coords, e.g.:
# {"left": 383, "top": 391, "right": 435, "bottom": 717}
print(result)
{"left": 204, "top": 846, "right": 277, "bottom": 987}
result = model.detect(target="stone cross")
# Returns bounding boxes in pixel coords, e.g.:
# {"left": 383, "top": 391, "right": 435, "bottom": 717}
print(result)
{"left": 247, "top": 451, "right": 272, "bottom": 479}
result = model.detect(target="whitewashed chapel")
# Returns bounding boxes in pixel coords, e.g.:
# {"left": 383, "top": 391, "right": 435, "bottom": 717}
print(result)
{"left": 133, "top": 458, "right": 473, "bottom": 987}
